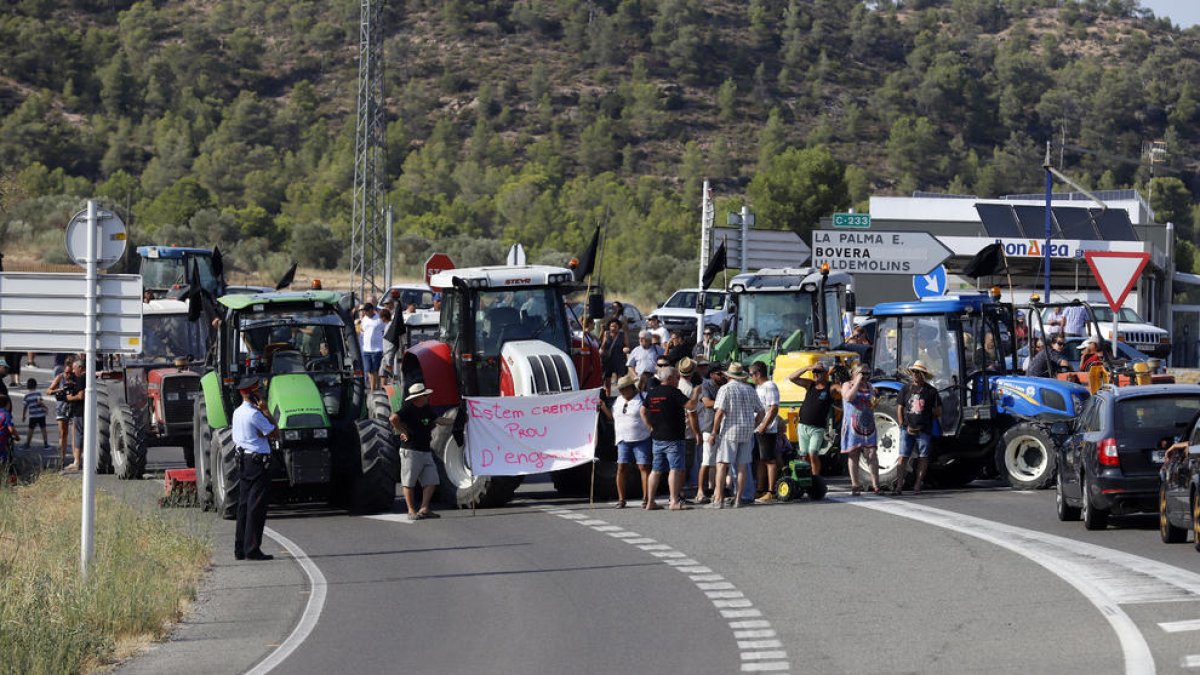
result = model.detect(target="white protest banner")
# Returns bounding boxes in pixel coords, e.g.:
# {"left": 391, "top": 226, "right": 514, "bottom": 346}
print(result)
{"left": 464, "top": 388, "right": 602, "bottom": 476}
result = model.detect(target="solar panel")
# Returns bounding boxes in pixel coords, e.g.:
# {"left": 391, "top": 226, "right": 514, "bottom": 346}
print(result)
{"left": 1013, "top": 205, "right": 1062, "bottom": 239}
{"left": 1095, "top": 209, "right": 1139, "bottom": 241}
{"left": 975, "top": 204, "right": 1023, "bottom": 238}
{"left": 1052, "top": 207, "right": 1101, "bottom": 240}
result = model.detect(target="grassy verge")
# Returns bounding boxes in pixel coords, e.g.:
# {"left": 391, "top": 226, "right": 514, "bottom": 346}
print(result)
{"left": 0, "top": 475, "right": 211, "bottom": 674}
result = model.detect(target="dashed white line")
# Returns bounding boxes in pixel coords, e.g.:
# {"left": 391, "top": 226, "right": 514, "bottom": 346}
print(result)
{"left": 1183, "top": 655, "right": 1200, "bottom": 669}
{"left": 537, "top": 505, "right": 789, "bottom": 674}
{"left": 1160, "top": 619, "right": 1200, "bottom": 633}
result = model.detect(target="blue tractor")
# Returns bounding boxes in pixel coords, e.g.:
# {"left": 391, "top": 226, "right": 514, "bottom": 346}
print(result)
{"left": 866, "top": 293, "right": 1089, "bottom": 489}
{"left": 135, "top": 246, "right": 225, "bottom": 300}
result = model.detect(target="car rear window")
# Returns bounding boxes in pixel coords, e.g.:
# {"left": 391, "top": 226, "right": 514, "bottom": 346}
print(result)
{"left": 1115, "top": 396, "right": 1200, "bottom": 432}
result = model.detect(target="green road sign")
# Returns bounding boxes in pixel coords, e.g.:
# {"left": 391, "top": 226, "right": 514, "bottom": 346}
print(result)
{"left": 832, "top": 213, "right": 871, "bottom": 229}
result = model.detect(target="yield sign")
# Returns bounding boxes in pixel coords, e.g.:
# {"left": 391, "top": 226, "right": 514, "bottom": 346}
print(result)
{"left": 1083, "top": 251, "right": 1150, "bottom": 312}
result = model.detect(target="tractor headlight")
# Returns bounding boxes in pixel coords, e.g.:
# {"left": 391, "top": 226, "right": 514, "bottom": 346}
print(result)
{"left": 283, "top": 430, "right": 301, "bottom": 441}
{"left": 312, "top": 428, "right": 329, "bottom": 439}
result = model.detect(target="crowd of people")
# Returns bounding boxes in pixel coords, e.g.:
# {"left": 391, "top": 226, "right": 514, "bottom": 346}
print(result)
{"left": 0, "top": 353, "right": 84, "bottom": 473}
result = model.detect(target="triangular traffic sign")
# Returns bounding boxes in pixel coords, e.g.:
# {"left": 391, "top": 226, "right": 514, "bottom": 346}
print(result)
{"left": 1082, "top": 251, "right": 1150, "bottom": 312}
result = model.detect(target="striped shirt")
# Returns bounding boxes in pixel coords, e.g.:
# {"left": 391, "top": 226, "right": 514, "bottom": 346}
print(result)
{"left": 23, "top": 390, "right": 47, "bottom": 419}
{"left": 714, "top": 380, "right": 763, "bottom": 442}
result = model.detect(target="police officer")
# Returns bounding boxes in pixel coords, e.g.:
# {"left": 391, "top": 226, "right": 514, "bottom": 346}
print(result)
{"left": 233, "top": 376, "right": 278, "bottom": 561}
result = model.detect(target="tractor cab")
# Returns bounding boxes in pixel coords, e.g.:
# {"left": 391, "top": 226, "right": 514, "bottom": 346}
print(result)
{"left": 136, "top": 246, "right": 224, "bottom": 300}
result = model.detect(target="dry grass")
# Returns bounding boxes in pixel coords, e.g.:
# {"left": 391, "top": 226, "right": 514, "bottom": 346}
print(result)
{"left": 0, "top": 475, "right": 210, "bottom": 674}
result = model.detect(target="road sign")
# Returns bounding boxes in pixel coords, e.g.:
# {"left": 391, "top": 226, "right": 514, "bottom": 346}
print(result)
{"left": 65, "top": 207, "right": 127, "bottom": 269}
{"left": 812, "top": 230, "right": 952, "bottom": 276}
{"left": 0, "top": 272, "right": 143, "bottom": 353}
{"left": 711, "top": 227, "right": 811, "bottom": 269}
{"left": 832, "top": 213, "right": 871, "bottom": 229}
{"left": 913, "top": 264, "right": 948, "bottom": 299}
{"left": 506, "top": 244, "right": 527, "bottom": 266}
{"left": 1083, "top": 251, "right": 1150, "bottom": 313}
{"left": 424, "top": 253, "right": 455, "bottom": 290}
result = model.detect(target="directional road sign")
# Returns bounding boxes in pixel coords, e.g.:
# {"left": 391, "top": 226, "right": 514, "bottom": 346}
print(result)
{"left": 812, "top": 230, "right": 952, "bottom": 276}
{"left": 913, "top": 264, "right": 948, "bottom": 299}
{"left": 424, "top": 253, "right": 455, "bottom": 291}
{"left": 832, "top": 213, "right": 871, "bottom": 229}
{"left": 0, "top": 272, "right": 143, "bottom": 353}
{"left": 711, "top": 226, "right": 811, "bottom": 269}
{"left": 1083, "top": 251, "right": 1150, "bottom": 313}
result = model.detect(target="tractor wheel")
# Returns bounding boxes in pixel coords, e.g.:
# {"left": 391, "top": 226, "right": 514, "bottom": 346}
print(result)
{"left": 996, "top": 423, "right": 1057, "bottom": 489}
{"left": 193, "top": 397, "right": 214, "bottom": 511}
{"left": 110, "top": 404, "right": 147, "bottom": 480}
{"left": 432, "top": 407, "right": 523, "bottom": 508}
{"left": 369, "top": 390, "right": 393, "bottom": 423}
{"left": 350, "top": 418, "right": 399, "bottom": 514}
{"left": 1160, "top": 484, "right": 1187, "bottom": 543}
{"left": 808, "top": 475, "right": 828, "bottom": 501}
{"left": 864, "top": 393, "right": 904, "bottom": 488}
{"left": 210, "top": 427, "right": 239, "bottom": 520}
{"left": 95, "top": 386, "right": 113, "bottom": 474}
{"left": 775, "top": 477, "right": 798, "bottom": 502}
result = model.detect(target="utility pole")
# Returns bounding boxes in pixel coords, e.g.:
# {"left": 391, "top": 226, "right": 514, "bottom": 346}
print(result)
{"left": 349, "top": 0, "right": 388, "bottom": 301}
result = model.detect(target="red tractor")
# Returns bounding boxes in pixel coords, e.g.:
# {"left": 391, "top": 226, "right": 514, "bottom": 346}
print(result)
{"left": 385, "top": 265, "right": 606, "bottom": 507}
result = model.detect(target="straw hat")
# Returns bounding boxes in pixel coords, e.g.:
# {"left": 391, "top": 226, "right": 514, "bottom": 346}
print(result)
{"left": 405, "top": 382, "right": 435, "bottom": 401}
{"left": 908, "top": 360, "right": 933, "bottom": 376}
{"left": 678, "top": 357, "right": 696, "bottom": 376}
{"left": 616, "top": 374, "right": 638, "bottom": 391}
{"left": 726, "top": 362, "right": 749, "bottom": 380}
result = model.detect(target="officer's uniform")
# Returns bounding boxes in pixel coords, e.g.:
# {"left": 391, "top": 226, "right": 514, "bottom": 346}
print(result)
{"left": 232, "top": 376, "right": 276, "bottom": 561}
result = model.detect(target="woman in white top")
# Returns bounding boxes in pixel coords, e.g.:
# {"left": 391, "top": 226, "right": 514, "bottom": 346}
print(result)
{"left": 612, "top": 373, "right": 652, "bottom": 508}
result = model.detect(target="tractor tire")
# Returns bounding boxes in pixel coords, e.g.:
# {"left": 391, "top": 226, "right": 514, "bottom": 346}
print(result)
{"left": 193, "top": 397, "right": 214, "bottom": 511}
{"left": 350, "top": 418, "right": 399, "bottom": 514}
{"left": 863, "top": 393, "right": 904, "bottom": 488}
{"left": 95, "top": 386, "right": 113, "bottom": 474}
{"left": 808, "top": 475, "right": 828, "bottom": 501}
{"left": 1160, "top": 484, "right": 1187, "bottom": 543}
{"left": 996, "top": 423, "right": 1057, "bottom": 489}
{"left": 432, "top": 407, "right": 523, "bottom": 508}
{"left": 775, "top": 477, "right": 798, "bottom": 502}
{"left": 110, "top": 404, "right": 147, "bottom": 480}
{"left": 1081, "top": 474, "right": 1109, "bottom": 531}
{"left": 1055, "top": 471, "right": 1080, "bottom": 522}
{"left": 210, "top": 427, "right": 239, "bottom": 520}
{"left": 369, "top": 390, "right": 393, "bottom": 423}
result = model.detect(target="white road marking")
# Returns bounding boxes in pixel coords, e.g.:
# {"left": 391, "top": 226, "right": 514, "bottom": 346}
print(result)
{"left": 537, "top": 505, "right": 790, "bottom": 674}
{"left": 1160, "top": 619, "right": 1200, "bottom": 633}
{"left": 1183, "top": 655, "right": 1200, "bottom": 669}
{"left": 843, "top": 497, "right": 1200, "bottom": 675}
{"left": 362, "top": 513, "right": 414, "bottom": 525}
{"left": 246, "top": 527, "right": 328, "bottom": 675}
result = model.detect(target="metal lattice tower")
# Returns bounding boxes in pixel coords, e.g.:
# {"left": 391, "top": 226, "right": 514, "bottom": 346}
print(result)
{"left": 349, "top": 0, "right": 387, "bottom": 301}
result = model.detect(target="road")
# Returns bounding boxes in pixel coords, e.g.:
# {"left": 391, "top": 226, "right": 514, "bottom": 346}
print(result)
{"left": 11, "top": 364, "right": 1200, "bottom": 674}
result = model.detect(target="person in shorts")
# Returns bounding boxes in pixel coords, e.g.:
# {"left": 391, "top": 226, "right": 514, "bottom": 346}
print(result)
{"left": 641, "top": 366, "right": 698, "bottom": 510}
{"left": 46, "top": 356, "right": 74, "bottom": 468}
{"left": 358, "top": 303, "right": 385, "bottom": 391}
{"left": 611, "top": 374, "right": 651, "bottom": 508}
{"left": 710, "top": 363, "right": 763, "bottom": 508}
{"left": 750, "top": 361, "right": 781, "bottom": 502}
{"left": 787, "top": 363, "right": 835, "bottom": 477}
{"left": 21, "top": 378, "right": 49, "bottom": 449}
{"left": 895, "top": 360, "right": 941, "bottom": 495}
{"left": 691, "top": 361, "right": 725, "bottom": 504}
{"left": 390, "top": 383, "right": 441, "bottom": 520}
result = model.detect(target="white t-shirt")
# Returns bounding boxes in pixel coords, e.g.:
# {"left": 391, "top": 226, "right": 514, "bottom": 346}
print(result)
{"left": 678, "top": 378, "right": 696, "bottom": 440}
{"left": 756, "top": 381, "right": 780, "bottom": 433}
{"left": 613, "top": 394, "right": 651, "bottom": 444}
{"left": 650, "top": 326, "right": 670, "bottom": 345}
{"left": 360, "top": 314, "right": 385, "bottom": 353}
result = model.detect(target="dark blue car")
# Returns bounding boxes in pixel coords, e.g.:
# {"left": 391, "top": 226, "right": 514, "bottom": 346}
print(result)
{"left": 1056, "top": 384, "right": 1200, "bottom": 530}
{"left": 1159, "top": 413, "right": 1200, "bottom": 550}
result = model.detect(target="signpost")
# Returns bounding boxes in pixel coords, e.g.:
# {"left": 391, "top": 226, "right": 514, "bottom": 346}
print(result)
{"left": 812, "top": 230, "right": 952, "bottom": 276}
{"left": 912, "top": 264, "right": 948, "bottom": 299}
{"left": 711, "top": 227, "right": 812, "bottom": 269}
{"left": 832, "top": 213, "right": 871, "bottom": 229}
{"left": 424, "top": 253, "right": 455, "bottom": 291}
{"left": 1084, "top": 251, "right": 1151, "bottom": 359}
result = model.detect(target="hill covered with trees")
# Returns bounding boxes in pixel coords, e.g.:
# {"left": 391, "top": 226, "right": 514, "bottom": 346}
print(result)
{"left": 1, "top": 0, "right": 1199, "bottom": 300}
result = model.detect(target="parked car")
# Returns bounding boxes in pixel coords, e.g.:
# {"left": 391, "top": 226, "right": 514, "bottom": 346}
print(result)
{"left": 602, "top": 301, "right": 647, "bottom": 336}
{"left": 1017, "top": 336, "right": 1160, "bottom": 373}
{"left": 1055, "top": 384, "right": 1200, "bottom": 529}
{"left": 650, "top": 288, "right": 731, "bottom": 337}
{"left": 1158, "top": 414, "right": 1200, "bottom": 549}
{"left": 386, "top": 284, "right": 439, "bottom": 344}
{"left": 1037, "top": 305, "right": 1170, "bottom": 358}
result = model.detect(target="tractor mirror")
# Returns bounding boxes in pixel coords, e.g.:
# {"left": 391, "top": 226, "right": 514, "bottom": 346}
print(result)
{"left": 845, "top": 289, "right": 857, "bottom": 315}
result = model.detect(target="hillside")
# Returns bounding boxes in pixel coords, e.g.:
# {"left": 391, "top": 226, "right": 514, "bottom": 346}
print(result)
{"left": 1, "top": 0, "right": 1199, "bottom": 301}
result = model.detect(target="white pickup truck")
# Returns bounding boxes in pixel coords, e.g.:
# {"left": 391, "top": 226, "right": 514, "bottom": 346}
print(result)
{"left": 1040, "top": 305, "right": 1170, "bottom": 358}
{"left": 650, "top": 288, "right": 732, "bottom": 337}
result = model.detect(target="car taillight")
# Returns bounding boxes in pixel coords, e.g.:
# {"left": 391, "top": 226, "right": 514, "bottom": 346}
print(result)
{"left": 1097, "top": 438, "right": 1120, "bottom": 467}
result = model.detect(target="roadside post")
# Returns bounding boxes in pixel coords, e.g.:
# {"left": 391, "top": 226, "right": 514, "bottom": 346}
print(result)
{"left": 1083, "top": 251, "right": 1151, "bottom": 361}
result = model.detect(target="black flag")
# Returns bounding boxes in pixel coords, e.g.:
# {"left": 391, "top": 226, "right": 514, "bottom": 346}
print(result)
{"left": 701, "top": 241, "right": 727, "bottom": 289}
{"left": 275, "top": 262, "right": 297, "bottom": 290}
{"left": 963, "top": 242, "right": 1008, "bottom": 278}
{"left": 187, "top": 259, "right": 203, "bottom": 322}
{"left": 572, "top": 225, "right": 601, "bottom": 282}
{"left": 211, "top": 246, "right": 224, "bottom": 278}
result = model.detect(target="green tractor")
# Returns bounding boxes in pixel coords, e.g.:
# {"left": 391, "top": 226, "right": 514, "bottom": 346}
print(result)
{"left": 191, "top": 290, "right": 398, "bottom": 518}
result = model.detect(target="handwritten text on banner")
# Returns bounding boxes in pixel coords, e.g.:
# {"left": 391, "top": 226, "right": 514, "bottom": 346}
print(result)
{"left": 464, "top": 389, "right": 602, "bottom": 476}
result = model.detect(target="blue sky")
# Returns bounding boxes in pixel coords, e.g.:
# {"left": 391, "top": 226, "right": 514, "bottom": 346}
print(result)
{"left": 1139, "top": 0, "right": 1200, "bottom": 28}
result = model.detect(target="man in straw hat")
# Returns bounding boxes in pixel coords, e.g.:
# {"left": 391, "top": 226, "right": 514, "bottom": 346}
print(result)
{"left": 894, "top": 360, "right": 941, "bottom": 495}
{"left": 710, "top": 362, "right": 763, "bottom": 508}
{"left": 611, "top": 373, "right": 652, "bottom": 508}
{"left": 232, "top": 376, "right": 279, "bottom": 561}
{"left": 390, "top": 383, "right": 441, "bottom": 520}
